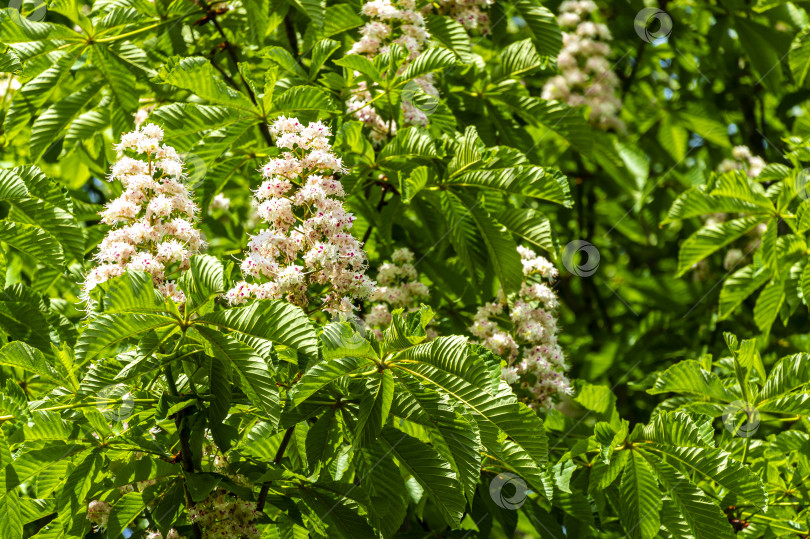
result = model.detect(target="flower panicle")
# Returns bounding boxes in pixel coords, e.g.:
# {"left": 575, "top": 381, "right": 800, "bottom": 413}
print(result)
{"left": 227, "top": 116, "right": 375, "bottom": 316}
{"left": 470, "top": 246, "right": 571, "bottom": 409}
{"left": 81, "top": 124, "right": 206, "bottom": 309}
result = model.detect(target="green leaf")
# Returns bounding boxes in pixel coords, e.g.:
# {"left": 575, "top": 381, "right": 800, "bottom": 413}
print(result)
{"left": 649, "top": 360, "right": 740, "bottom": 403}
{"left": 677, "top": 216, "right": 765, "bottom": 276}
{"left": 0, "top": 490, "right": 23, "bottom": 539}
{"left": 718, "top": 265, "right": 770, "bottom": 319}
{"left": 197, "top": 300, "right": 318, "bottom": 367}
{"left": 753, "top": 278, "right": 784, "bottom": 332}
{"left": 0, "top": 221, "right": 63, "bottom": 267}
{"left": 790, "top": 27, "right": 810, "bottom": 87}
{"left": 178, "top": 255, "right": 224, "bottom": 314}
{"left": 28, "top": 80, "right": 103, "bottom": 161}
{"left": 425, "top": 15, "right": 472, "bottom": 61}
{"left": 273, "top": 85, "right": 338, "bottom": 114}
{"left": 398, "top": 47, "right": 456, "bottom": 83}
{"left": 292, "top": 356, "right": 374, "bottom": 406}
{"left": 106, "top": 492, "right": 147, "bottom": 538}
{"left": 457, "top": 195, "right": 523, "bottom": 294}
{"left": 195, "top": 325, "right": 280, "bottom": 424}
{"left": 380, "top": 426, "right": 466, "bottom": 528}
{"left": 75, "top": 313, "right": 176, "bottom": 365}
{"left": 513, "top": 0, "right": 562, "bottom": 57}
{"left": 96, "top": 271, "right": 167, "bottom": 314}
{"left": 0, "top": 341, "right": 61, "bottom": 385}
{"left": 618, "top": 450, "right": 661, "bottom": 539}
{"left": 640, "top": 451, "right": 735, "bottom": 539}
{"left": 155, "top": 56, "right": 256, "bottom": 111}
{"left": 305, "top": 408, "right": 342, "bottom": 473}
{"left": 642, "top": 445, "right": 767, "bottom": 510}
{"left": 354, "top": 369, "right": 394, "bottom": 446}
{"left": 335, "top": 55, "right": 382, "bottom": 84}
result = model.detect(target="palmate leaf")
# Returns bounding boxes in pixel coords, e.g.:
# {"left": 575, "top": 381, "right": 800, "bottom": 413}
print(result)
{"left": 155, "top": 56, "right": 256, "bottom": 112}
{"left": 377, "top": 127, "right": 439, "bottom": 164}
{"left": 392, "top": 371, "right": 482, "bottom": 502}
{"left": 425, "top": 15, "right": 472, "bottom": 62}
{"left": 197, "top": 300, "right": 319, "bottom": 367}
{"left": 718, "top": 265, "right": 770, "bottom": 319}
{"left": 90, "top": 44, "right": 138, "bottom": 112}
{"left": 643, "top": 445, "right": 767, "bottom": 510}
{"left": 677, "top": 216, "right": 766, "bottom": 276}
{"left": 335, "top": 55, "right": 382, "bottom": 84}
{"left": 295, "top": 484, "right": 376, "bottom": 539}
{"left": 648, "top": 360, "right": 740, "bottom": 403}
{"left": 28, "top": 80, "right": 104, "bottom": 161}
{"left": 499, "top": 207, "right": 556, "bottom": 256}
{"left": 639, "top": 451, "right": 735, "bottom": 539}
{"left": 458, "top": 195, "right": 524, "bottom": 295}
{"left": 353, "top": 441, "right": 407, "bottom": 538}
{"left": 753, "top": 278, "right": 784, "bottom": 332}
{"left": 380, "top": 426, "right": 467, "bottom": 528}
{"left": 392, "top": 360, "right": 547, "bottom": 466}
{"left": 0, "top": 341, "right": 62, "bottom": 386}
{"left": 273, "top": 85, "right": 339, "bottom": 114}
{"left": 0, "top": 444, "right": 87, "bottom": 496}
{"left": 105, "top": 492, "right": 147, "bottom": 538}
{"left": 447, "top": 164, "right": 572, "bottom": 207}
{"left": 398, "top": 47, "right": 456, "bottom": 82}
{"left": 617, "top": 450, "right": 661, "bottom": 539}
{"left": 305, "top": 408, "right": 342, "bottom": 473}
{"left": 790, "top": 26, "right": 810, "bottom": 87}
{"left": 194, "top": 325, "right": 280, "bottom": 424}
{"left": 664, "top": 186, "right": 771, "bottom": 224}
{"left": 178, "top": 255, "right": 224, "bottom": 314}
{"left": 95, "top": 271, "right": 166, "bottom": 314}
{"left": 494, "top": 39, "right": 545, "bottom": 80}
{"left": 0, "top": 221, "right": 64, "bottom": 267}
{"left": 513, "top": 0, "right": 562, "bottom": 57}
{"left": 74, "top": 312, "right": 176, "bottom": 365}
{"left": 354, "top": 370, "right": 394, "bottom": 446}
{"left": 8, "top": 199, "right": 83, "bottom": 262}
{"left": 640, "top": 412, "right": 705, "bottom": 447}
{"left": 292, "top": 356, "right": 375, "bottom": 405}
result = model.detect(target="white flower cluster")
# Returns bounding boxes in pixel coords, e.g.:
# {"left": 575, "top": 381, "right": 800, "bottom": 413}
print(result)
{"left": 347, "top": 0, "right": 439, "bottom": 144}
{"left": 81, "top": 124, "right": 206, "bottom": 308}
{"left": 541, "top": 0, "right": 624, "bottom": 131}
{"left": 364, "top": 247, "right": 430, "bottom": 337}
{"left": 86, "top": 500, "right": 111, "bottom": 531}
{"left": 227, "top": 117, "right": 375, "bottom": 315}
{"left": 431, "top": 0, "right": 493, "bottom": 33}
{"left": 188, "top": 488, "right": 260, "bottom": 539}
{"left": 470, "top": 246, "right": 571, "bottom": 409}
{"left": 718, "top": 145, "right": 766, "bottom": 178}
